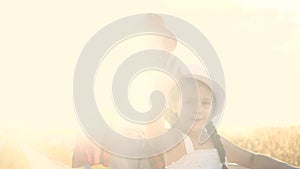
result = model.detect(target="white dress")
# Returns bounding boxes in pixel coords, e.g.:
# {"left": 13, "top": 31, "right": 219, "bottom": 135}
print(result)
{"left": 166, "top": 136, "right": 223, "bottom": 169}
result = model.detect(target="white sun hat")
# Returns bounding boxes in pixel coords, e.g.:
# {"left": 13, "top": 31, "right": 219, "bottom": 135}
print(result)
{"left": 181, "top": 64, "right": 225, "bottom": 119}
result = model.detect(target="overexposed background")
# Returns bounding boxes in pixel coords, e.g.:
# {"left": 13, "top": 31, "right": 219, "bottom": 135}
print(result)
{"left": 1, "top": 0, "right": 299, "bottom": 135}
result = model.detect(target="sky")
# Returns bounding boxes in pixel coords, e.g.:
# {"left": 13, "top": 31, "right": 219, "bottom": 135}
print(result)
{"left": 0, "top": 0, "right": 299, "bottom": 134}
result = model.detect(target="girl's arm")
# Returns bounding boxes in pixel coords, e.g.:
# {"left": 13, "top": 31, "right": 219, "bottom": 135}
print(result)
{"left": 221, "top": 136, "right": 299, "bottom": 169}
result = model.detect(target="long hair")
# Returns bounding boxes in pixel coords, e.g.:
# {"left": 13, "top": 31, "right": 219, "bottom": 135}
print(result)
{"left": 206, "top": 121, "right": 228, "bottom": 169}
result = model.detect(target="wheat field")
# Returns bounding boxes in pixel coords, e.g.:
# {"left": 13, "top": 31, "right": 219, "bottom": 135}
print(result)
{"left": 227, "top": 125, "right": 300, "bottom": 167}
{"left": 0, "top": 139, "right": 31, "bottom": 169}
{"left": 38, "top": 125, "right": 300, "bottom": 168}
{"left": 1, "top": 125, "right": 299, "bottom": 169}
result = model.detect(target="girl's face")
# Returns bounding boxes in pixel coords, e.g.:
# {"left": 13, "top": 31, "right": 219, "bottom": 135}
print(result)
{"left": 169, "top": 80, "right": 213, "bottom": 130}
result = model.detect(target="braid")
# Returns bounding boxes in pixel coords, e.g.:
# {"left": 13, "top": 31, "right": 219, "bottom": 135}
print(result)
{"left": 206, "top": 121, "right": 228, "bottom": 169}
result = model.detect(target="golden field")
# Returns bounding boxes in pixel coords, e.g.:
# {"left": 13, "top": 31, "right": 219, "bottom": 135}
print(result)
{"left": 227, "top": 125, "right": 300, "bottom": 167}
{"left": 33, "top": 125, "right": 300, "bottom": 168}
{"left": 0, "top": 125, "right": 299, "bottom": 169}
{"left": 0, "top": 139, "right": 31, "bottom": 169}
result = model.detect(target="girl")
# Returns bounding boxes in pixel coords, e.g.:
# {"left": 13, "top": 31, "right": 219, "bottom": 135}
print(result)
{"left": 72, "top": 13, "right": 177, "bottom": 169}
{"left": 162, "top": 65, "right": 300, "bottom": 169}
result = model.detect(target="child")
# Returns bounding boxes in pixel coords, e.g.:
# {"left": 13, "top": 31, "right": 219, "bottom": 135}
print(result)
{"left": 72, "top": 13, "right": 176, "bottom": 169}
{"left": 162, "top": 65, "right": 300, "bottom": 169}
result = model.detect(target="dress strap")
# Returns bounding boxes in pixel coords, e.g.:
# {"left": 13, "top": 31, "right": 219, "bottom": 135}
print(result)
{"left": 183, "top": 136, "right": 194, "bottom": 154}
